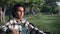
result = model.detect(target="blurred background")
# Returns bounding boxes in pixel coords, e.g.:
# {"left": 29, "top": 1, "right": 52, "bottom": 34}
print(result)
{"left": 0, "top": 0, "right": 60, "bottom": 34}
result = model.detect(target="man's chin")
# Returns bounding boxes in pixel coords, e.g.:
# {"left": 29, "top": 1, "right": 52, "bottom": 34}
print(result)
{"left": 18, "top": 17, "right": 23, "bottom": 19}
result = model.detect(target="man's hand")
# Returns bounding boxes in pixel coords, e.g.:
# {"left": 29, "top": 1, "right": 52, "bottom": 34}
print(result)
{"left": 12, "top": 29, "right": 18, "bottom": 34}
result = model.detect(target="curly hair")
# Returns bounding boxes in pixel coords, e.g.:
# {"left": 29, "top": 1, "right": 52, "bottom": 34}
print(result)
{"left": 12, "top": 3, "right": 25, "bottom": 18}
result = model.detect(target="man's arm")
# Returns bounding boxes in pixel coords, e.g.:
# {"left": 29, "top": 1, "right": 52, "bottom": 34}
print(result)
{"left": 1, "top": 22, "right": 10, "bottom": 32}
{"left": 26, "top": 21, "right": 46, "bottom": 34}
{"left": 28, "top": 23, "right": 46, "bottom": 34}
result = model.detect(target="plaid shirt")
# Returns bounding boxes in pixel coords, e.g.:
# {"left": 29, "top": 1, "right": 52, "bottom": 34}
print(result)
{"left": 1, "top": 18, "right": 46, "bottom": 34}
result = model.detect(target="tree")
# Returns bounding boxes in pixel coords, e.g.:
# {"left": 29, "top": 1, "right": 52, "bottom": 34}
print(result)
{"left": 0, "top": 0, "right": 15, "bottom": 23}
{"left": 29, "top": 0, "right": 45, "bottom": 15}
{"left": 41, "top": 0, "right": 58, "bottom": 15}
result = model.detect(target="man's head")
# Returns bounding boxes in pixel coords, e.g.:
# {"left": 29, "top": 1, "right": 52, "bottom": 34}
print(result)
{"left": 12, "top": 4, "right": 25, "bottom": 19}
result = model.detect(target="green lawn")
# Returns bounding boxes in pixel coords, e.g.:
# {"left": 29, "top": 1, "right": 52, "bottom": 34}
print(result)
{"left": 27, "top": 14, "right": 60, "bottom": 34}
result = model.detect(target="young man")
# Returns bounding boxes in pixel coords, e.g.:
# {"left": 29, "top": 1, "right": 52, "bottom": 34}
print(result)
{"left": 1, "top": 4, "right": 46, "bottom": 34}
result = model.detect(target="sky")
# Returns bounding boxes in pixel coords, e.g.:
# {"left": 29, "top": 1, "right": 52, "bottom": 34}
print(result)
{"left": 56, "top": 2, "right": 60, "bottom": 6}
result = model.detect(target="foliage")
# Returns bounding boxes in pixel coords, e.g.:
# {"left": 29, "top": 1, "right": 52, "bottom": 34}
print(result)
{"left": 41, "top": 0, "right": 58, "bottom": 14}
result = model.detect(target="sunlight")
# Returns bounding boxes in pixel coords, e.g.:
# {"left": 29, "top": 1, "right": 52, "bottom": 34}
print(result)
{"left": 56, "top": 2, "right": 60, "bottom": 6}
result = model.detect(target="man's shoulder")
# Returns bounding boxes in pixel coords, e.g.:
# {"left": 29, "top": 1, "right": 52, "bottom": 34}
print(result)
{"left": 8, "top": 19, "right": 16, "bottom": 24}
{"left": 21, "top": 18, "right": 29, "bottom": 24}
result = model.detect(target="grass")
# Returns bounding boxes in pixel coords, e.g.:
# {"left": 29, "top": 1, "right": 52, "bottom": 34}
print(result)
{"left": 27, "top": 14, "right": 60, "bottom": 34}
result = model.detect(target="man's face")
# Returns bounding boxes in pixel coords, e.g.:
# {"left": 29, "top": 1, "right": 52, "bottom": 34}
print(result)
{"left": 15, "top": 7, "right": 24, "bottom": 19}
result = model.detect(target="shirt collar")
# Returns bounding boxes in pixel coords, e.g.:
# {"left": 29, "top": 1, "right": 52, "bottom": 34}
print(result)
{"left": 13, "top": 18, "right": 26, "bottom": 24}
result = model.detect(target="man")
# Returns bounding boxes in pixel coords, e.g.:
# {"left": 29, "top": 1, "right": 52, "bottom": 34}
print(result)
{"left": 1, "top": 4, "right": 46, "bottom": 34}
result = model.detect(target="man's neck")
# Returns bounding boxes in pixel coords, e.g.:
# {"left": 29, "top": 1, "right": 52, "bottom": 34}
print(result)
{"left": 16, "top": 18, "right": 22, "bottom": 23}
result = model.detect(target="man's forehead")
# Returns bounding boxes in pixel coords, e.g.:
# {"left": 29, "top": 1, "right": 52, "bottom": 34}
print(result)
{"left": 17, "top": 7, "right": 24, "bottom": 10}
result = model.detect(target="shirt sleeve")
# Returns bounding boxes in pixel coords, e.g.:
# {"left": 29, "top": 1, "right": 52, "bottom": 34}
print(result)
{"left": 26, "top": 21, "right": 46, "bottom": 34}
{"left": 1, "top": 22, "right": 10, "bottom": 32}
{"left": 1, "top": 20, "right": 13, "bottom": 32}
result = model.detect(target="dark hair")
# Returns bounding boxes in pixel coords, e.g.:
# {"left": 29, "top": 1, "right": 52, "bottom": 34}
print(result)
{"left": 12, "top": 3, "right": 25, "bottom": 18}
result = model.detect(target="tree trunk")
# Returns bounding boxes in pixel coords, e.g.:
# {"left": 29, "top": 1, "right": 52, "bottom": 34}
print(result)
{"left": 31, "top": 7, "right": 36, "bottom": 15}
{"left": 3, "top": 5, "right": 7, "bottom": 23}
{"left": 0, "top": 6, "right": 6, "bottom": 23}
{"left": 0, "top": 7, "right": 3, "bottom": 22}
